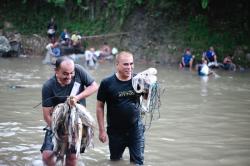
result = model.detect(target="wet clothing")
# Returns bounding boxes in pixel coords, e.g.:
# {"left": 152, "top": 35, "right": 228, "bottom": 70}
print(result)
{"left": 108, "top": 120, "right": 145, "bottom": 165}
{"left": 42, "top": 64, "right": 94, "bottom": 107}
{"left": 223, "top": 63, "right": 233, "bottom": 70}
{"left": 198, "top": 64, "right": 209, "bottom": 76}
{"left": 41, "top": 64, "right": 94, "bottom": 153}
{"left": 181, "top": 54, "right": 193, "bottom": 67}
{"left": 40, "top": 128, "right": 54, "bottom": 152}
{"left": 97, "top": 74, "right": 145, "bottom": 165}
{"left": 40, "top": 128, "right": 85, "bottom": 153}
{"left": 205, "top": 50, "right": 216, "bottom": 62}
{"left": 222, "top": 57, "right": 236, "bottom": 71}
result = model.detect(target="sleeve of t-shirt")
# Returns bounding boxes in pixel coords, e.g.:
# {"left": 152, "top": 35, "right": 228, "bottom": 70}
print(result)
{"left": 97, "top": 79, "right": 107, "bottom": 103}
{"left": 42, "top": 81, "right": 54, "bottom": 107}
{"left": 76, "top": 64, "right": 95, "bottom": 86}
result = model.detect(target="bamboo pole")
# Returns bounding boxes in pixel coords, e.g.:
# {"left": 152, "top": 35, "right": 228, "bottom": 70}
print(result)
{"left": 81, "top": 32, "right": 129, "bottom": 40}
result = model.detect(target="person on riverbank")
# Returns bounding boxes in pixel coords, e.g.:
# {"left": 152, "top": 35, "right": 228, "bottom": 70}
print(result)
{"left": 179, "top": 48, "right": 195, "bottom": 69}
{"left": 96, "top": 51, "right": 147, "bottom": 165}
{"left": 47, "top": 17, "right": 57, "bottom": 41}
{"left": 60, "top": 28, "right": 71, "bottom": 46}
{"left": 71, "top": 31, "right": 82, "bottom": 48}
{"left": 40, "top": 57, "right": 98, "bottom": 166}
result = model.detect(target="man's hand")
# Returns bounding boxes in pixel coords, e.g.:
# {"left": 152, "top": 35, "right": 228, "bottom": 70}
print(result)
{"left": 67, "top": 96, "right": 77, "bottom": 107}
{"left": 99, "top": 130, "right": 107, "bottom": 143}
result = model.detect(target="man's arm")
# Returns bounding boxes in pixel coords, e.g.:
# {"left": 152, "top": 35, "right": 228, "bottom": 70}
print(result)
{"left": 75, "top": 81, "right": 98, "bottom": 102}
{"left": 181, "top": 57, "right": 185, "bottom": 66}
{"left": 42, "top": 107, "right": 53, "bottom": 128}
{"left": 96, "top": 100, "right": 107, "bottom": 143}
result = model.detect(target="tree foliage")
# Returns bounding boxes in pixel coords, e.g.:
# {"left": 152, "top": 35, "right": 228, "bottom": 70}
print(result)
{"left": 201, "top": 0, "right": 208, "bottom": 9}
{"left": 1, "top": 0, "right": 249, "bottom": 65}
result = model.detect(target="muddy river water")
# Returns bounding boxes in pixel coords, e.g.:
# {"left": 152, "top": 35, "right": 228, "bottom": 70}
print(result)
{"left": 0, "top": 57, "right": 250, "bottom": 166}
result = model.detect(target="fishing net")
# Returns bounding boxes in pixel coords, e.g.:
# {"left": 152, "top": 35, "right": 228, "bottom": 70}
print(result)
{"left": 132, "top": 68, "right": 163, "bottom": 129}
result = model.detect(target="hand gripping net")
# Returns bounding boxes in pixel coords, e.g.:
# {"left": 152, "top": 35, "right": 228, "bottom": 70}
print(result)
{"left": 132, "top": 68, "right": 161, "bottom": 129}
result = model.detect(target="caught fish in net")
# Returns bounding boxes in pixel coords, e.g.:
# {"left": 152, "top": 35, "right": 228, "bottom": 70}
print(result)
{"left": 132, "top": 68, "right": 163, "bottom": 129}
{"left": 51, "top": 97, "right": 95, "bottom": 164}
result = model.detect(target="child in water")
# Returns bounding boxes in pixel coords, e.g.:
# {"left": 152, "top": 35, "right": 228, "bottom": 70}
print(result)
{"left": 197, "top": 59, "right": 213, "bottom": 76}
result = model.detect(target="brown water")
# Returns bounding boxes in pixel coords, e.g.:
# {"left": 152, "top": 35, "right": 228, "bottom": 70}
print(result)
{"left": 0, "top": 57, "right": 250, "bottom": 166}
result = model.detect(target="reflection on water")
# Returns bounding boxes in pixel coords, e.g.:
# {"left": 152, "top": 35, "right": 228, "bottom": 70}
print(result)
{"left": 0, "top": 57, "right": 250, "bottom": 166}
{"left": 200, "top": 76, "right": 209, "bottom": 97}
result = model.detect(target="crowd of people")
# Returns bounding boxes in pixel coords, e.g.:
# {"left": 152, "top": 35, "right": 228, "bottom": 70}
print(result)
{"left": 179, "top": 46, "right": 237, "bottom": 76}
{"left": 45, "top": 17, "right": 118, "bottom": 68}
{"left": 46, "top": 28, "right": 83, "bottom": 57}
{"left": 46, "top": 17, "right": 88, "bottom": 58}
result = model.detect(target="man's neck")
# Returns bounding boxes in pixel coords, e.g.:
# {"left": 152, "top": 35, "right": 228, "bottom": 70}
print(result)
{"left": 115, "top": 73, "right": 131, "bottom": 81}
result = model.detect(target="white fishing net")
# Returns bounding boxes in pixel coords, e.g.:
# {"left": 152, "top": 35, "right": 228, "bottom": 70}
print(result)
{"left": 132, "top": 68, "right": 162, "bottom": 129}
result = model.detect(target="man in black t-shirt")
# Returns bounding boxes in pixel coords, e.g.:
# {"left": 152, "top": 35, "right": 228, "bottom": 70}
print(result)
{"left": 41, "top": 57, "right": 98, "bottom": 166}
{"left": 96, "top": 51, "right": 146, "bottom": 165}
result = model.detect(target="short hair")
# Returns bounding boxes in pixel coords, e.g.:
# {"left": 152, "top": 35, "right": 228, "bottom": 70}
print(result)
{"left": 55, "top": 56, "right": 73, "bottom": 69}
{"left": 115, "top": 51, "right": 133, "bottom": 63}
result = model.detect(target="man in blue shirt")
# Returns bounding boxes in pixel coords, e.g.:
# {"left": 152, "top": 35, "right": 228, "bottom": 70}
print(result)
{"left": 202, "top": 46, "right": 218, "bottom": 67}
{"left": 179, "top": 48, "right": 195, "bottom": 69}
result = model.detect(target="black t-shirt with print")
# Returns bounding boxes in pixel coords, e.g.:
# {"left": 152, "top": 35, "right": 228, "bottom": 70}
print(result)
{"left": 97, "top": 74, "right": 141, "bottom": 131}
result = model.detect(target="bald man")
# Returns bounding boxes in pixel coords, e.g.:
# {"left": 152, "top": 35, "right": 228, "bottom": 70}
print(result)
{"left": 41, "top": 57, "right": 98, "bottom": 166}
{"left": 96, "top": 51, "right": 146, "bottom": 165}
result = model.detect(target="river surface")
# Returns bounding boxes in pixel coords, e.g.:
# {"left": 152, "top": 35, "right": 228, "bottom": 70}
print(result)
{"left": 0, "top": 57, "right": 250, "bottom": 166}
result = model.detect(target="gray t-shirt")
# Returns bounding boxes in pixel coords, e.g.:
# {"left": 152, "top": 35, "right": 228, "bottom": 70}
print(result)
{"left": 42, "top": 64, "right": 94, "bottom": 107}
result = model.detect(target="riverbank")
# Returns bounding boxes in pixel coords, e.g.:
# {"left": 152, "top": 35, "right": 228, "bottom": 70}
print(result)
{"left": 2, "top": 30, "right": 250, "bottom": 71}
{"left": 1, "top": 2, "right": 250, "bottom": 67}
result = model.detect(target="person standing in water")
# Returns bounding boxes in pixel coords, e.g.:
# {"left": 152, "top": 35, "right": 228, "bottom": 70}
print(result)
{"left": 96, "top": 51, "right": 147, "bottom": 165}
{"left": 179, "top": 48, "right": 195, "bottom": 69}
{"left": 40, "top": 57, "right": 98, "bottom": 166}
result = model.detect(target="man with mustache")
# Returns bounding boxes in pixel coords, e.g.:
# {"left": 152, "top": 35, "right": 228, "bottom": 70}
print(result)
{"left": 41, "top": 57, "right": 98, "bottom": 166}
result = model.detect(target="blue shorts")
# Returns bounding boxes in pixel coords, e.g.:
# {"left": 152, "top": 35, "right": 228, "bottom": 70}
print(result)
{"left": 107, "top": 120, "right": 145, "bottom": 165}
{"left": 40, "top": 128, "right": 85, "bottom": 154}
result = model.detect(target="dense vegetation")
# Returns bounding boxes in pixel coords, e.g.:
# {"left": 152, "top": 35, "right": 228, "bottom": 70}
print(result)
{"left": 1, "top": 0, "right": 250, "bottom": 66}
